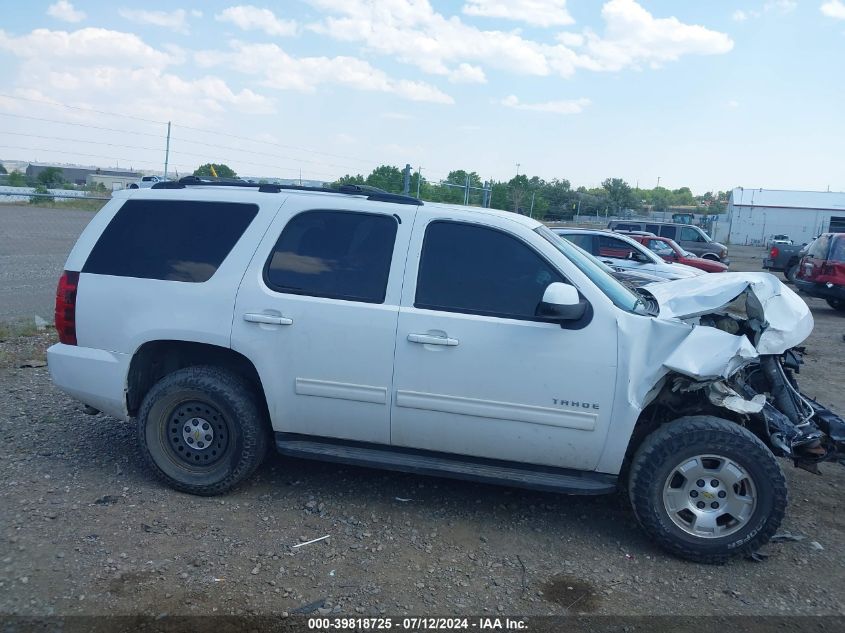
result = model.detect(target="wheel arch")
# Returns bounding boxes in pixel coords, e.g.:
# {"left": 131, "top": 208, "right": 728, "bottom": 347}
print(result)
{"left": 126, "top": 340, "right": 269, "bottom": 419}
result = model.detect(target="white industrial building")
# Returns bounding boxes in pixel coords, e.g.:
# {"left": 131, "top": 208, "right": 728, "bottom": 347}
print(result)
{"left": 725, "top": 188, "right": 845, "bottom": 246}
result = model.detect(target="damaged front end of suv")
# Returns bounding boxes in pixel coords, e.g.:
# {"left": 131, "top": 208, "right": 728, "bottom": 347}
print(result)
{"left": 638, "top": 273, "right": 845, "bottom": 474}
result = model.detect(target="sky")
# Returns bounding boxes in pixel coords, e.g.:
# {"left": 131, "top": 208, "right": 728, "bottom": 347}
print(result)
{"left": 0, "top": 0, "right": 843, "bottom": 193}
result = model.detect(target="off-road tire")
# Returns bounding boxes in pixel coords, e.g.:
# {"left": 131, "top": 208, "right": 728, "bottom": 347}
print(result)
{"left": 138, "top": 365, "right": 269, "bottom": 495}
{"left": 628, "top": 416, "right": 786, "bottom": 564}
{"left": 784, "top": 263, "right": 799, "bottom": 284}
{"left": 826, "top": 298, "right": 845, "bottom": 312}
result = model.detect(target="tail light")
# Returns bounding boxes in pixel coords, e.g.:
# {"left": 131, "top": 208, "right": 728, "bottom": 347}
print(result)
{"left": 55, "top": 271, "right": 80, "bottom": 345}
{"left": 770, "top": 246, "right": 779, "bottom": 259}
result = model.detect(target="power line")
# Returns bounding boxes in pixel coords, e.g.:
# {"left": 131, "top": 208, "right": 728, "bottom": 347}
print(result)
{"left": 0, "top": 93, "right": 382, "bottom": 170}
{"left": 0, "top": 111, "right": 166, "bottom": 139}
{"left": 0, "top": 93, "right": 166, "bottom": 125}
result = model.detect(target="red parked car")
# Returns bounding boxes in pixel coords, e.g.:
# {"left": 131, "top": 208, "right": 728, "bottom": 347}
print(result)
{"left": 626, "top": 235, "right": 728, "bottom": 273}
{"left": 795, "top": 233, "right": 845, "bottom": 312}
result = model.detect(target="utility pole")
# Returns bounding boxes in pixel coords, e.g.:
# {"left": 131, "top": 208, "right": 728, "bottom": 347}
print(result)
{"left": 529, "top": 191, "right": 535, "bottom": 218}
{"left": 464, "top": 172, "right": 470, "bottom": 205}
{"left": 402, "top": 164, "right": 411, "bottom": 196}
{"left": 163, "top": 121, "right": 171, "bottom": 181}
{"left": 515, "top": 163, "right": 521, "bottom": 178}
{"left": 416, "top": 166, "right": 422, "bottom": 199}
{"left": 657, "top": 176, "right": 661, "bottom": 189}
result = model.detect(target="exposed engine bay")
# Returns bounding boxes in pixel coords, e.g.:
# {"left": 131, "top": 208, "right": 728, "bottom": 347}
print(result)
{"left": 639, "top": 273, "right": 845, "bottom": 474}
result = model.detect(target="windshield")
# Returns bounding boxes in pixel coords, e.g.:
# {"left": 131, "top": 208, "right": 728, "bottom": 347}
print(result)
{"left": 830, "top": 235, "right": 845, "bottom": 262}
{"left": 536, "top": 226, "right": 647, "bottom": 314}
{"left": 647, "top": 239, "right": 675, "bottom": 256}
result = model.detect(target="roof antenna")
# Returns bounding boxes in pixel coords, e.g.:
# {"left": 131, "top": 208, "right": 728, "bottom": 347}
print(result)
{"left": 299, "top": 168, "right": 302, "bottom": 186}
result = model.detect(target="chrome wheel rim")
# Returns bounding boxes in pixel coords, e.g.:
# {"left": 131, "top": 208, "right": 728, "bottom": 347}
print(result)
{"left": 662, "top": 454, "right": 757, "bottom": 539}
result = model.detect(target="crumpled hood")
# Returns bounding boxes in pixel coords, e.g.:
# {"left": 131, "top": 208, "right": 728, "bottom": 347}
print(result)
{"left": 644, "top": 272, "right": 814, "bottom": 354}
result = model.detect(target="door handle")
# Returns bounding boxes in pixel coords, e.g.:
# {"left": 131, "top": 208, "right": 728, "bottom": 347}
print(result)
{"left": 243, "top": 313, "right": 293, "bottom": 326}
{"left": 407, "top": 333, "right": 459, "bottom": 346}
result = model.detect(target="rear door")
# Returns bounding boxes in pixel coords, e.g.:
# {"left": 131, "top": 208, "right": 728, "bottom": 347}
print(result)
{"left": 232, "top": 199, "right": 416, "bottom": 445}
{"left": 677, "top": 226, "right": 708, "bottom": 257}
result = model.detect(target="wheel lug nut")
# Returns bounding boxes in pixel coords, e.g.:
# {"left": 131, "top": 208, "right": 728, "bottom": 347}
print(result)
{"left": 718, "top": 490, "right": 726, "bottom": 498}
{"left": 711, "top": 502, "right": 719, "bottom": 509}
{"left": 690, "top": 490, "right": 698, "bottom": 498}
{"left": 696, "top": 501, "right": 705, "bottom": 509}
{"left": 184, "top": 426, "right": 190, "bottom": 433}
{"left": 711, "top": 479, "right": 719, "bottom": 487}
{"left": 696, "top": 479, "right": 705, "bottom": 488}
{"left": 205, "top": 434, "right": 212, "bottom": 441}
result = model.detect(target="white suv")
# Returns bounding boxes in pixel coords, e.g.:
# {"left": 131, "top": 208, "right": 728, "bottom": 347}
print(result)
{"left": 48, "top": 178, "right": 845, "bottom": 563}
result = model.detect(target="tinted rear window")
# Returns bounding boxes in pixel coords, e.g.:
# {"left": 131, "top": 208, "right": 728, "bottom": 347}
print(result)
{"left": 83, "top": 199, "right": 258, "bottom": 282}
{"left": 264, "top": 210, "right": 398, "bottom": 303}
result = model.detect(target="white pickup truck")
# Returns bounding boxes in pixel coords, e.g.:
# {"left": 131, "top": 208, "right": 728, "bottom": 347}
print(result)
{"left": 47, "top": 178, "right": 845, "bottom": 563}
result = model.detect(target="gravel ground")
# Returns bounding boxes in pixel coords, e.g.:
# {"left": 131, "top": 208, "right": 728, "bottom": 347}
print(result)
{"left": 0, "top": 247, "right": 843, "bottom": 618}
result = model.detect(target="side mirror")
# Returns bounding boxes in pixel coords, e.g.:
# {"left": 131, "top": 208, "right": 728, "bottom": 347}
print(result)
{"left": 536, "top": 282, "right": 588, "bottom": 323}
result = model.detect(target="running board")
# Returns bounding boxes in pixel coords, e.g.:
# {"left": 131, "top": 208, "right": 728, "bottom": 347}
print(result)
{"left": 274, "top": 434, "right": 616, "bottom": 495}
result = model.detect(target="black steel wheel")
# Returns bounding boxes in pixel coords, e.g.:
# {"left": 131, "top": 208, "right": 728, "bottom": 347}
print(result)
{"left": 138, "top": 366, "right": 269, "bottom": 495}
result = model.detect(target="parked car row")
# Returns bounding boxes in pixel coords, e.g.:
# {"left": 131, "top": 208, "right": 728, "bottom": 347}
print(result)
{"left": 607, "top": 220, "right": 730, "bottom": 264}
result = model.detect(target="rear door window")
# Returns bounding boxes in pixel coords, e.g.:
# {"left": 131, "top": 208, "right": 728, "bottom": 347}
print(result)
{"left": 830, "top": 237, "right": 845, "bottom": 262}
{"left": 83, "top": 199, "right": 258, "bottom": 282}
{"left": 659, "top": 225, "right": 676, "bottom": 238}
{"left": 264, "top": 210, "right": 398, "bottom": 303}
{"left": 808, "top": 235, "right": 831, "bottom": 259}
{"left": 596, "top": 235, "right": 637, "bottom": 259}
{"left": 645, "top": 224, "right": 659, "bottom": 234}
{"left": 562, "top": 233, "right": 594, "bottom": 253}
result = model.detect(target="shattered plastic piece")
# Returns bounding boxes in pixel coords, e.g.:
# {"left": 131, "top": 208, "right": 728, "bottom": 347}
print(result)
{"left": 745, "top": 551, "right": 769, "bottom": 563}
{"left": 809, "top": 541, "right": 824, "bottom": 551}
{"left": 708, "top": 382, "right": 766, "bottom": 414}
{"left": 292, "top": 535, "right": 330, "bottom": 549}
{"left": 664, "top": 327, "right": 758, "bottom": 381}
{"left": 771, "top": 532, "right": 805, "bottom": 543}
{"left": 645, "top": 272, "right": 813, "bottom": 354}
{"left": 394, "top": 497, "right": 413, "bottom": 502}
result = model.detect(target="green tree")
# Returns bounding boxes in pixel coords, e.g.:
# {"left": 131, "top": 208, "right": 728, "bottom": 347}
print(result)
{"left": 365, "top": 165, "right": 404, "bottom": 193}
{"left": 193, "top": 163, "right": 237, "bottom": 178}
{"left": 601, "top": 178, "right": 637, "bottom": 213}
{"left": 37, "top": 167, "right": 64, "bottom": 187}
{"left": 30, "top": 184, "right": 53, "bottom": 204}
{"left": 333, "top": 174, "right": 366, "bottom": 187}
{"left": 0, "top": 164, "right": 7, "bottom": 175}
{"left": 650, "top": 187, "right": 671, "bottom": 213}
{"left": 7, "top": 170, "right": 26, "bottom": 187}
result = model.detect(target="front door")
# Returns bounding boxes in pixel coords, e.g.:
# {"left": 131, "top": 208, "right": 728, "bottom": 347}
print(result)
{"left": 232, "top": 202, "right": 414, "bottom": 445}
{"left": 391, "top": 215, "right": 618, "bottom": 471}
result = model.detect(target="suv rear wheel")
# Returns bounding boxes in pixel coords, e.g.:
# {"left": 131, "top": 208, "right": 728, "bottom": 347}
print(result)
{"left": 628, "top": 416, "right": 786, "bottom": 564}
{"left": 138, "top": 366, "right": 269, "bottom": 495}
{"left": 784, "top": 263, "right": 799, "bottom": 283}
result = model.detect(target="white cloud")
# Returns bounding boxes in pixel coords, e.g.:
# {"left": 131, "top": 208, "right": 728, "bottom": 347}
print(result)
{"left": 462, "top": 0, "right": 574, "bottom": 27}
{"left": 448, "top": 63, "right": 487, "bottom": 84}
{"left": 216, "top": 5, "right": 297, "bottom": 36}
{"left": 501, "top": 94, "right": 591, "bottom": 114}
{"left": 196, "top": 41, "right": 454, "bottom": 104}
{"left": 0, "top": 28, "right": 273, "bottom": 125}
{"left": 0, "top": 28, "right": 174, "bottom": 66}
{"left": 306, "top": 0, "right": 732, "bottom": 80}
{"left": 727, "top": 99, "right": 739, "bottom": 108}
{"left": 821, "top": 0, "right": 845, "bottom": 19}
{"left": 117, "top": 9, "right": 192, "bottom": 33}
{"left": 732, "top": 10, "right": 749, "bottom": 21}
{"left": 47, "top": 1, "right": 86, "bottom": 23}
{"left": 764, "top": 1, "right": 797, "bottom": 14}
{"left": 576, "top": 0, "right": 734, "bottom": 72}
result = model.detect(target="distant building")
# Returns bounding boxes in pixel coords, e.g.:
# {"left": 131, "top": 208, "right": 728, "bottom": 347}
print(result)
{"left": 25, "top": 163, "right": 140, "bottom": 186}
{"left": 86, "top": 173, "right": 140, "bottom": 191}
{"left": 726, "top": 188, "right": 845, "bottom": 246}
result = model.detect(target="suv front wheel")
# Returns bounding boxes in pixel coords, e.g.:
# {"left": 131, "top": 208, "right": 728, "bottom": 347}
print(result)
{"left": 138, "top": 366, "right": 269, "bottom": 495}
{"left": 628, "top": 416, "right": 786, "bottom": 563}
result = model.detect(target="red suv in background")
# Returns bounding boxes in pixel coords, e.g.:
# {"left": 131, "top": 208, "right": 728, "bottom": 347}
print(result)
{"left": 795, "top": 233, "right": 845, "bottom": 312}
{"left": 625, "top": 234, "right": 728, "bottom": 273}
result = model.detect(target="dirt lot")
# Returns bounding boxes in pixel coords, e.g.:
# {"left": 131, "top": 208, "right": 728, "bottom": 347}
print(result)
{"left": 0, "top": 246, "right": 843, "bottom": 618}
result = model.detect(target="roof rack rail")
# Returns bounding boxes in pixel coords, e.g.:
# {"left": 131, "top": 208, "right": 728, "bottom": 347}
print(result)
{"left": 151, "top": 176, "right": 423, "bottom": 206}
